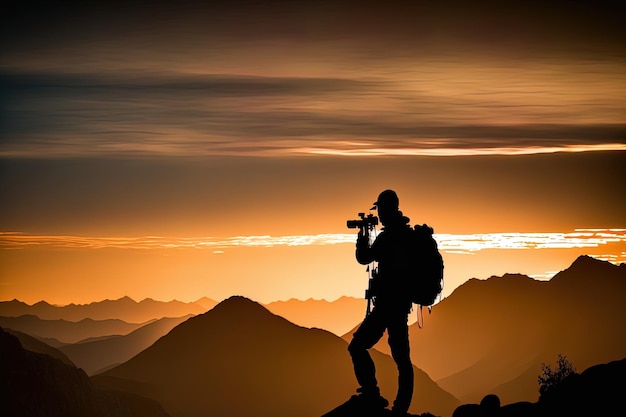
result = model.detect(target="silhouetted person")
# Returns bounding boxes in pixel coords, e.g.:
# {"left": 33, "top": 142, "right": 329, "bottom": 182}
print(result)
{"left": 348, "top": 189, "right": 414, "bottom": 415}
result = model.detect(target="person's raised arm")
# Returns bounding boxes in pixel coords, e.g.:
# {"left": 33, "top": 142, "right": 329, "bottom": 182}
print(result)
{"left": 355, "top": 226, "right": 375, "bottom": 265}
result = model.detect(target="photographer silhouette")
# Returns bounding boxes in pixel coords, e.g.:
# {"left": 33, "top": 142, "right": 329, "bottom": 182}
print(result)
{"left": 348, "top": 189, "right": 414, "bottom": 415}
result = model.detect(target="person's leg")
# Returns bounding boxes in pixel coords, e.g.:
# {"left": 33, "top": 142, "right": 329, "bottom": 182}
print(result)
{"left": 387, "top": 312, "right": 414, "bottom": 413}
{"left": 348, "top": 307, "right": 387, "bottom": 397}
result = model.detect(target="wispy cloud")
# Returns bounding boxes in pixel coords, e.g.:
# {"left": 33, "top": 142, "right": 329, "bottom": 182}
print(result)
{"left": 435, "top": 229, "right": 626, "bottom": 255}
{"left": 2, "top": 68, "right": 625, "bottom": 158}
{"left": 296, "top": 143, "right": 626, "bottom": 157}
{"left": 2, "top": 229, "right": 625, "bottom": 263}
{"left": 0, "top": 232, "right": 352, "bottom": 250}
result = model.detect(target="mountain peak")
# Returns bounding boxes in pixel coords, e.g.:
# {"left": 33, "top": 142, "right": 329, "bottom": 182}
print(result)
{"left": 185, "top": 295, "right": 274, "bottom": 329}
{"left": 115, "top": 296, "right": 137, "bottom": 303}
{"left": 212, "top": 295, "right": 266, "bottom": 313}
{"left": 562, "top": 255, "right": 616, "bottom": 276}
{"left": 549, "top": 255, "right": 625, "bottom": 290}
{"left": 4, "top": 299, "right": 26, "bottom": 306}
{"left": 571, "top": 254, "right": 603, "bottom": 267}
{"left": 32, "top": 300, "right": 52, "bottom": 307}
{"left": 99, "top": 294, "right": 459, "bottom": 417}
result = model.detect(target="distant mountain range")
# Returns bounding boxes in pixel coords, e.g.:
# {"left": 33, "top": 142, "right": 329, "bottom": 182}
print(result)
{"left": 264, "top": 296, "right": 366, "bottom": 336}
{"left": 0, "top": 296, "right": 215, "bottom": 323}
{"left": 0, "top": 295, "right": 370, "bottom": 376}
{"left": 92, "top": 296, "right": 459, "bottom": 417}
{"left": 0, "top": 295, "right": 366, "bottom": 337}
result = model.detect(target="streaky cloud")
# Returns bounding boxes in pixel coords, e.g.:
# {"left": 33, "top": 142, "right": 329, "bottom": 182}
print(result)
{"left": 296, "top": 143, "right": 626, "bottom": 157}
{"left": 1, "top": 229, "right": 625, "bottom": 263}
{"left": 2, "top": 65, "right": 625, "bottom": 159}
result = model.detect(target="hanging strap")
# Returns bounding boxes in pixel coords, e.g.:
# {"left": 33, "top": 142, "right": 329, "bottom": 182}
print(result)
{"left": 416, "top": 304, "right": 433, "bottom": 329}
{"left": 417, "top": 305, "right": 424, "bottom": 328}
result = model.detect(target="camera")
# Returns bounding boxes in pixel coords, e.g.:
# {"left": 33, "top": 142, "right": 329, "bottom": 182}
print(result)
{"left": 346, "top": 212, "right": 379, "bottom": 229}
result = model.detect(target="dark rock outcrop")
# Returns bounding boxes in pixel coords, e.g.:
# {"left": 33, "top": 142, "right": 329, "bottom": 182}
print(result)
{"left": 452, "top": 357, "right": 626, "bottom": 417}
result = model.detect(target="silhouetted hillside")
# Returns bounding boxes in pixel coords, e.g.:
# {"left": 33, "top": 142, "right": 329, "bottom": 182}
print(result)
{"left": 373, "top": 255, "right": 626, "bottom": 405}
{"left": 0, "top": 326, "right": 170, "bottom": 417}
{"left": 5, "top": 328, "right": 75, "bottom": 366}
{"left": 0, "top": 315, "right": 148, "bottom": 344}
{"left": 93, "top": 296, "right": 459, "bottom": 417}
{"left": 60, "top": 315, "right": 193, "bottom": 375}
{"left": 0, "top": 296, "right": 213, "bottom": 322}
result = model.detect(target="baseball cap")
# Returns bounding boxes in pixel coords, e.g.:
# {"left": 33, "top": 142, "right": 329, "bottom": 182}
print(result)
{"left": 371, "top": 189, "right": 399, "bottom": 210}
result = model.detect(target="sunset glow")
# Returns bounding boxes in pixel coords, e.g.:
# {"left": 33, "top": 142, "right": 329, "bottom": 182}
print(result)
{"left": 2, "top": 229, "right": 625, "bottom": 258}
{"left": 1, "top": 1, "right": 624, "bottom": 307}
{"left": 2, "top": 3, "right": 626, "bottom": 417}
{"left": 297, "top": 143, "right": 626, "bottom": 157}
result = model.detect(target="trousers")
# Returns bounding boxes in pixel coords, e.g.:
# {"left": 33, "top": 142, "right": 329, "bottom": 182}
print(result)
{"left": 348, "top": 303, "right": 414, "bottom": 412}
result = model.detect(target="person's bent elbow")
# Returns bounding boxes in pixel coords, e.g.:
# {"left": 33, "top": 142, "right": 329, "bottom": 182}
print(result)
{"left": 356, "top": 249, "right": 374, "bottom": 265}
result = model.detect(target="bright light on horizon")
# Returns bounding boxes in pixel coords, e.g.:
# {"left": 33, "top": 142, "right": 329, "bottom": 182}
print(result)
{"left": 1, "top": 229, "right": 625, "bottom": 263}
{"left": 296, "top": 143, "right": 626, "bottom": 157}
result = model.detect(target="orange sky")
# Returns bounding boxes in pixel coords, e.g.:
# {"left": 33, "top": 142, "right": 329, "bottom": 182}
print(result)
{"left": 1, "top": 229, "right": 625, "bottom": 305}
{"left": 1, "top": 1, "right": 625, "bottom": 305}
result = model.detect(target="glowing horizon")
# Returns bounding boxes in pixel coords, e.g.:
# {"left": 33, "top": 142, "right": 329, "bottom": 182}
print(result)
{"left": 297, "top": 143, "right": 626, "bottom": 157}
{"left": 2, "top": 140, "right": 625, "bottom": 159}
{"left": 2, "top": 229, "right": 624, "bottom": 263}
{"left": 1, "top": 1, "right": 624, "bottom": 310}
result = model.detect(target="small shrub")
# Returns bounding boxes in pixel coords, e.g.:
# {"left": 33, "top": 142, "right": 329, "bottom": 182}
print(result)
{"left": 538, "top": 354, "right": 577, "bottom": 397}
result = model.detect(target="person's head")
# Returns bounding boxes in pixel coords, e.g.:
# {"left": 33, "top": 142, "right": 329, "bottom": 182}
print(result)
{"left": 371, "top": 189, "right": 400, "bottom": 225}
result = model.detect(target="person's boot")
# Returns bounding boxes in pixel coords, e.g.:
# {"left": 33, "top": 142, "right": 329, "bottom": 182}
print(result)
{"left": 349, "top": 387, "right": 389, "bottom": 409}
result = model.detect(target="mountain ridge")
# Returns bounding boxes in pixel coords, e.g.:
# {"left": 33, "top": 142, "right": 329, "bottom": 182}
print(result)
{"left": 336, "top": 255, "right": 624, "bottom": 404}
{"left": 0, "top": 315, "right": 150, "bottom": 344}
{"left": 264, "top": 296, "right": 366, "bottom": 335}
{"left": 59, "top": 315, "right": 193, "bottom": 375}
{"left": 0, "top": 326, "right": 171, "bottom": 417}
{"left": 4, "top": 255, "right": 624, "bottom": 413}
{"left": 94, "top": 295, "right": 459, "bottom": 417}
{"left": 0, "top": 296, "right": 215, "bottom": 323}
{"left": 376, "top": 255, "right": 626, "bottom": 404}
{"left": 1, "top": 295, "right": 369, "bottom": 336}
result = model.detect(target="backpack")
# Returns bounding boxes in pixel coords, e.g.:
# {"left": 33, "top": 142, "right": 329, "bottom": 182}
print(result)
{"left": 407, "top": 224, "right": 444, "bottom": 311}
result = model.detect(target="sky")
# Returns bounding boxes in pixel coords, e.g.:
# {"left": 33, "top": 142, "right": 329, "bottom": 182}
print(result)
{"left": 1, "top": 0, "right": 625, "bottom": 305}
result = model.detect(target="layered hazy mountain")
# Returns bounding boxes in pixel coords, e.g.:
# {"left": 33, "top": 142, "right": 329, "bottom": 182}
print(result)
{"left": 2, "top": 255, "right": 624, "bottom": 416}
{"left": 1, "top": 295, "right": 365, "bottom": 338}
{"left": 5, "top": 328, "right": 75, "bottom": 366}
{"left": 264, "top": 296, "right": 366, "bottom": 336}
{"left": 0, "top": 327, "right": 171, "bottom": 417}
{"left": 0, "top": 315, "right": 150, "bottom": 344}
{"left": 58, "top": 316, "right": 193, "bottom": 375}
{"left": 0, "top": 295, "right": 369, "bottom": 376}
{"left": 92, "top": 296, "right": 459, "bottom": 417}
{"left": 367, "top": 255, "right": 626, "bottom": 404}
